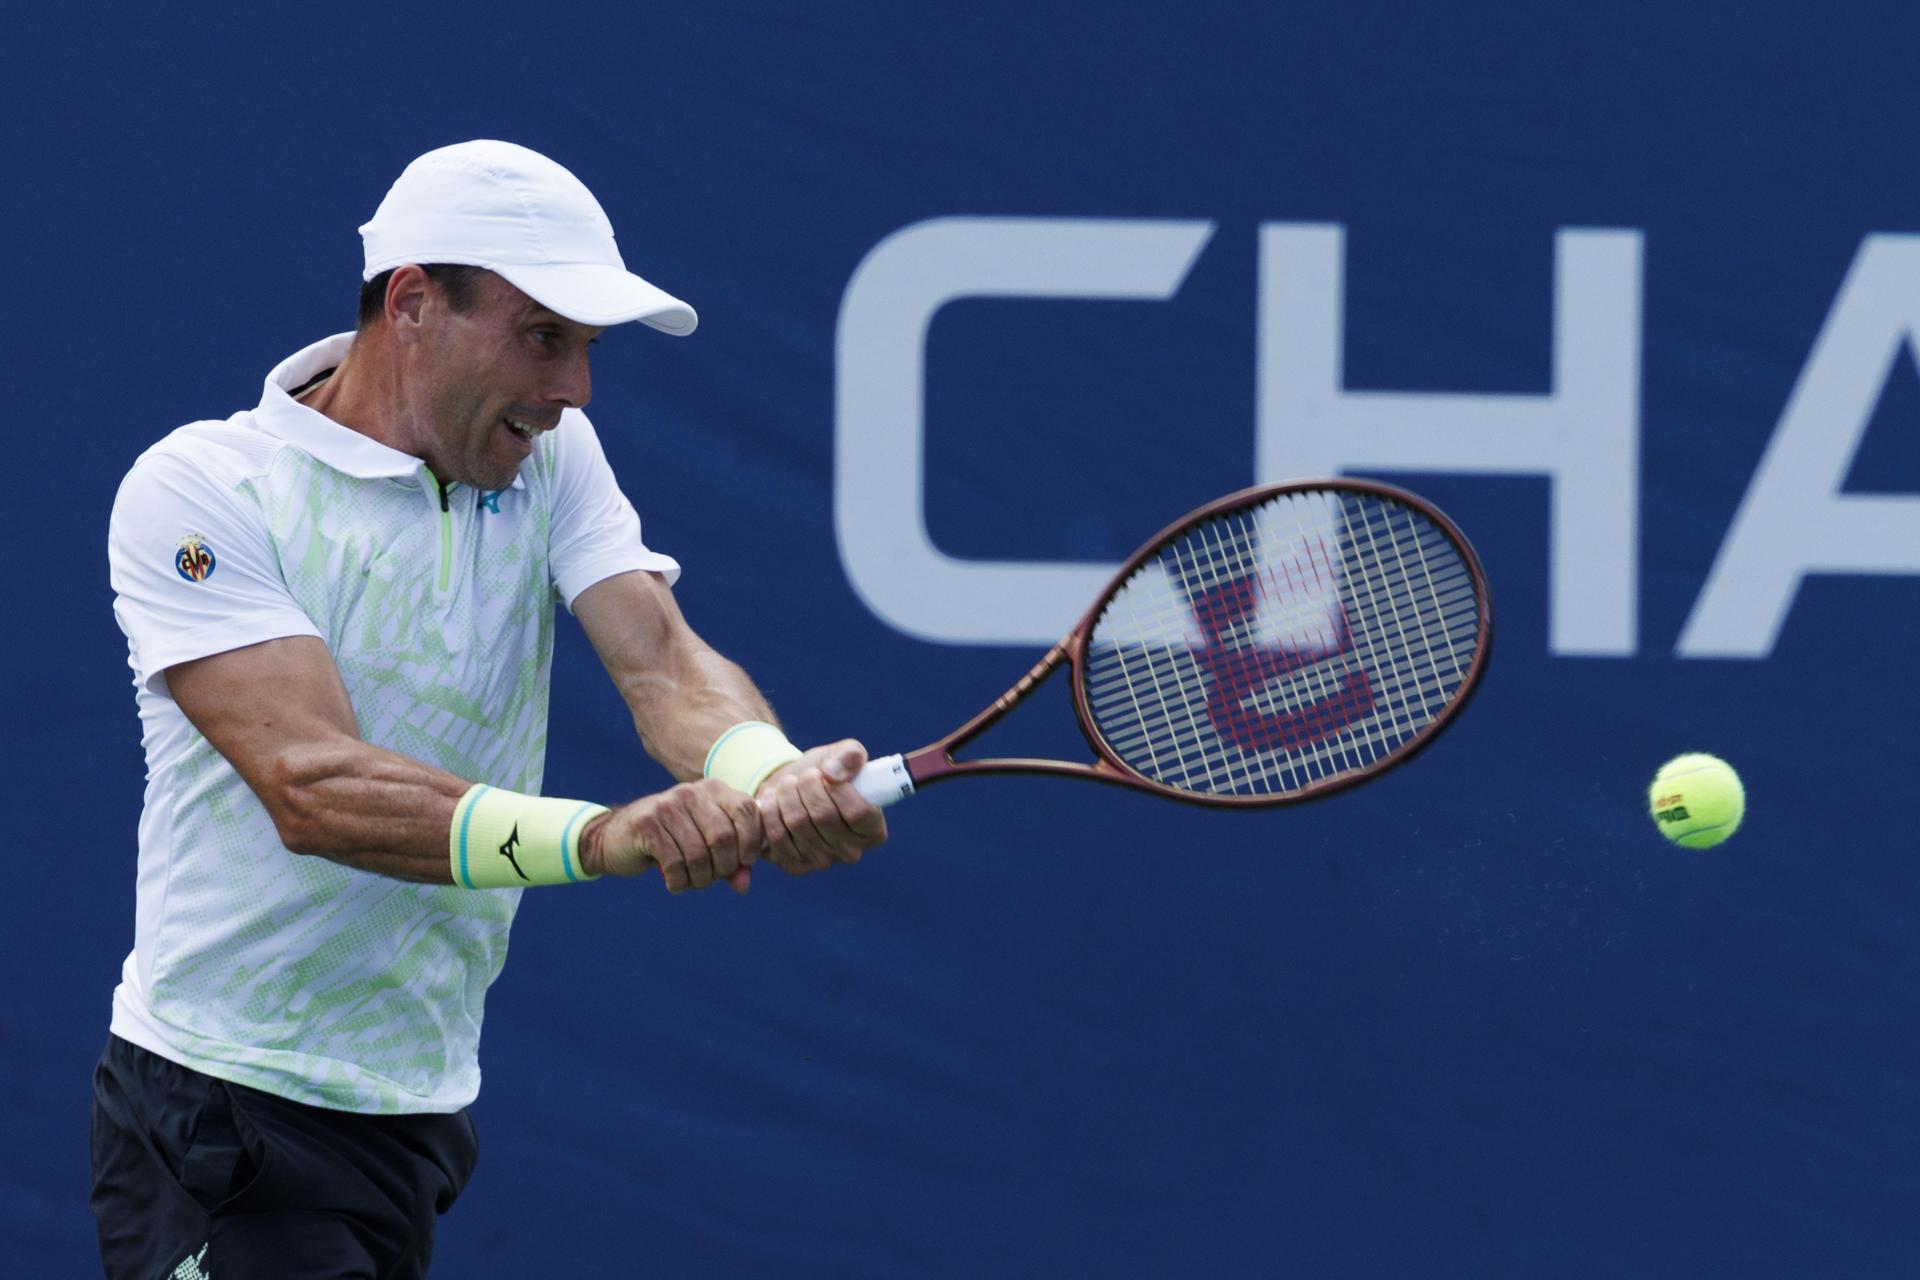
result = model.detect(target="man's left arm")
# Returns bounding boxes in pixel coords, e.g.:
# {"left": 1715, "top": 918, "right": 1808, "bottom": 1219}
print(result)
{"left": 571, "top": 569, "right": 886, "bottom": 883}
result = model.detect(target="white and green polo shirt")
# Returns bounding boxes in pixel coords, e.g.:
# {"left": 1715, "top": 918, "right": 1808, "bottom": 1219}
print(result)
{"left": 107, "top": 333, "right": 679, "bottom": 1114}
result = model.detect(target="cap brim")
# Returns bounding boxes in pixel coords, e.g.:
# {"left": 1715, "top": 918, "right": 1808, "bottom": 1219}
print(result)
{"left": 492, "top": 262, "right": 698, "bottom": 334}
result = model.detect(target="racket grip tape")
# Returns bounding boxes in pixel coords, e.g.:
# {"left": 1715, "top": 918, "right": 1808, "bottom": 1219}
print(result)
{"left": 853, "top": 754, "right": 914, "bottom": 808}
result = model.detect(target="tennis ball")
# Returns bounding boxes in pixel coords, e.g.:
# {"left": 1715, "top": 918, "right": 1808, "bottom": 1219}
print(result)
{"left": 1648, "top": 753, "right": 1745, "bottom": 849}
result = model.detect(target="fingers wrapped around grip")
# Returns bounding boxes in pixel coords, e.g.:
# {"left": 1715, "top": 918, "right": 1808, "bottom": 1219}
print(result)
{"left": 757, "top": 740, "right": 889, "bottom": 874}
{"left": 592, "top": 779, "right": 764, "bottom": 893}
{"left": 582, "top": 740, "right": 886, "bottom": 893}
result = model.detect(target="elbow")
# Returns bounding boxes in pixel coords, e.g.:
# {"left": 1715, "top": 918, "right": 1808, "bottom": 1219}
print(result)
{"left": 258, "top": 744, "right": 349, "bottom": 856}
{"left": 265, "top": 789, "right": 330, "bottom": 857}
{"left": 270, "top": 809, "right": 328, "bottom": 858}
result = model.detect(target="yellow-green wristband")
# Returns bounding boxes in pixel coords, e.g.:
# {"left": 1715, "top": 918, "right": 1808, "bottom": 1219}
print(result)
{"left": 450, "top": 785, "right": 608, "bottom": 888}
{"left": 703, "top": 721, "right": 803, "bottom": 796}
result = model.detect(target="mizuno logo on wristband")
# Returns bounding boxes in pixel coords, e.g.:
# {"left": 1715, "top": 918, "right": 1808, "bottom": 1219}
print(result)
{"left": 498, "top": 824, "right": 528, "bottom": 880}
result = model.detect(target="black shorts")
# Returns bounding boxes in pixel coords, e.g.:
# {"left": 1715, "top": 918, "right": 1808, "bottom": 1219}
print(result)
{"left": 90, "top": 1035, "right": 479, "bottom": 1280}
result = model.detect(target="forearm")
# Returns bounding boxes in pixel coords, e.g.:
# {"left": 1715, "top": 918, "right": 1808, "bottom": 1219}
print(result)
{"left": 570, "top": 573, "right": 885, "bottom": 887}
{"left": 272, "top": 731, "right": 760, "bottom": 894}
{"left": 620, "top": 646, "right": 781, "bottom": 781}
{"left": 165, "top": 638, "right": 482, "bottom": 885}
{"left": 573, "top": 570, "right": 785, "bottom": 781}
{"left": 261, "top": 735, "right": 473, "bottom": 884}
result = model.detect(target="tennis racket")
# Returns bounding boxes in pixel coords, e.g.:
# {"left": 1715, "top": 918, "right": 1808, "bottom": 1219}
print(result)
{"left": 852, "top": 479, "right": 1491, "bottom": 809}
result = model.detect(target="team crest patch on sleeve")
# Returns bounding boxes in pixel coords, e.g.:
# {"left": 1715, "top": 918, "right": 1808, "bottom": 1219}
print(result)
{"left": 174, "top": 533, "right": 216, "bottom": 582}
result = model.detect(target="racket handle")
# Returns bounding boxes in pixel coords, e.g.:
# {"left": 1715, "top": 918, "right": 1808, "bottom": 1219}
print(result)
{"left": 853, "top": 753, "right": 915, "bottom": 808}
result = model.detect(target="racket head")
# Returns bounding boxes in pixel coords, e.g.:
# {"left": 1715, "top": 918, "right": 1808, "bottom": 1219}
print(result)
{"left": 1068, "top": 479, "right": 1491, "bottom": 807}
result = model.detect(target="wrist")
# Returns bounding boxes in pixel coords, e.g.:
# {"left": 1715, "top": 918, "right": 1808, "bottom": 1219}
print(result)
{"left": 449, "top": 785, "right": 609, "bottom": 888}
{"left": 575, "top": 810, "right": 615, "bottom": 878}
{"left": 703, "top": 721, "right": 803, "bottom": 796}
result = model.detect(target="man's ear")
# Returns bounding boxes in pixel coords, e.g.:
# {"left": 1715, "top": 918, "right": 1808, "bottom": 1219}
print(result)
{"left": 385, "top": 265, "right": 432, "bottom": 341}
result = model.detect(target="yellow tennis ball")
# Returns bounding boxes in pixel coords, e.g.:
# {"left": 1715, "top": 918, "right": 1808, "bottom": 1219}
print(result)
{"left": 1648, "top": 753, "right": 1745, "bottom": 848}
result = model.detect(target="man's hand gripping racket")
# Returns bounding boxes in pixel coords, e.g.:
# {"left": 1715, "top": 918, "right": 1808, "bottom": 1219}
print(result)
{"left": 848, "top": 479, "right": 1491, "bottom": 811}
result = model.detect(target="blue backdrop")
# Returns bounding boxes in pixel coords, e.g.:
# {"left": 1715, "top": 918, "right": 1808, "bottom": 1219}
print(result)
{"left": 7, "top": 4, "right": 1918, "bottom": 1275}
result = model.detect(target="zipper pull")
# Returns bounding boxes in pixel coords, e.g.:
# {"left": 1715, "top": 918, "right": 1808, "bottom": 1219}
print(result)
{"left": 419, "top": 464, "right": 454, "bottom": 512}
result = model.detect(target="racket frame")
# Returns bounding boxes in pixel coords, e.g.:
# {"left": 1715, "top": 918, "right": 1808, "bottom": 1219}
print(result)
{"left": 890, "top": 478, "right": 1493, "bottom": 808}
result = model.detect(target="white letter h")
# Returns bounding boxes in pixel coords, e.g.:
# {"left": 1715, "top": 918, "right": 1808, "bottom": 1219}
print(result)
{"left": 1257, "top": 224, "right": 1644, "bottom": 656}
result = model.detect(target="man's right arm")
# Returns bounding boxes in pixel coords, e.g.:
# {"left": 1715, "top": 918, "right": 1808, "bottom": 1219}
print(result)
{"left": 166, "top": 635, "right": 764, "bottom": 892}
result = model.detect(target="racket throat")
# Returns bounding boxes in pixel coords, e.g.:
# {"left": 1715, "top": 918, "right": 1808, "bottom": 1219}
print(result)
{"left": 943, "top": 642, "right": 1076, "bottom": 760}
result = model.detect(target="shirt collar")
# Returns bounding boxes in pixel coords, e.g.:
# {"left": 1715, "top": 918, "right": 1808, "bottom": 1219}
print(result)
{"left": 255, "top": 333, "right": 525, "bottom": 490}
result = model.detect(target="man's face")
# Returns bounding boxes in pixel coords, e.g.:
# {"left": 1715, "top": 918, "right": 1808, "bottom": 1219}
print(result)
{"left": 401, "top": 272, "right": 603, "bottom": 491}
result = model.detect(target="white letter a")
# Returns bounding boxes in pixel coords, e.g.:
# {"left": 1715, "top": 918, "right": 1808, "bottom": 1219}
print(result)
{"left": 1681, "top": 235, "right": 1920, "bottom": 657}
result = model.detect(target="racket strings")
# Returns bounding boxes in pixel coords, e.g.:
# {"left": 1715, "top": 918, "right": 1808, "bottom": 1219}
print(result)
{"left": 1083, "top": 490, "right": 1483, "bottom": 798}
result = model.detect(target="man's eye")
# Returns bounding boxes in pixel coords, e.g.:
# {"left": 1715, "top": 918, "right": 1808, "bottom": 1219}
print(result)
{"left": 531, "top": 329, "right": 556, "bottom": 346}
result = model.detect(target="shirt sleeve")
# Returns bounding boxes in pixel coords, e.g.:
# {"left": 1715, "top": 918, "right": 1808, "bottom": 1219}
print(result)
{"left": 109, "top": 445, "right": 324, "bottom": 692}
{"left": 546, "top": 410, "right": 682, "bottom": 609}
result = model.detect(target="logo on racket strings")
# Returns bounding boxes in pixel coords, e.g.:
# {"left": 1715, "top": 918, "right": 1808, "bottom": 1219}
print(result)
{"left": 1190, "top": 573, "right": 1375, "bottom": 754}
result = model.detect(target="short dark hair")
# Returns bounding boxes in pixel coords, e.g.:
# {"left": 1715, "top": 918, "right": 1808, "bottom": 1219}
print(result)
{"left": 356, "top": 263, "right": 491, "bottom": 328}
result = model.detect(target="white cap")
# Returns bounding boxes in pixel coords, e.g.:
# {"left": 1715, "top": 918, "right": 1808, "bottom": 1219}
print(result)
{"left": 359, "top": 140, "right": 696, "bottom": 334}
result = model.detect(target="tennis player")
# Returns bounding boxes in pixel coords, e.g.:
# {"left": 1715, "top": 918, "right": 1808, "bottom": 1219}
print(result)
{"left": 90, "top": 140, "right": 886, "bottom": 1279}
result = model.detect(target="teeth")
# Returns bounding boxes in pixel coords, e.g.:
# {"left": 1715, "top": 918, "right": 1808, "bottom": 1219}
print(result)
{"left": 505, "top": 418, "right": 534, "bottom": 440}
